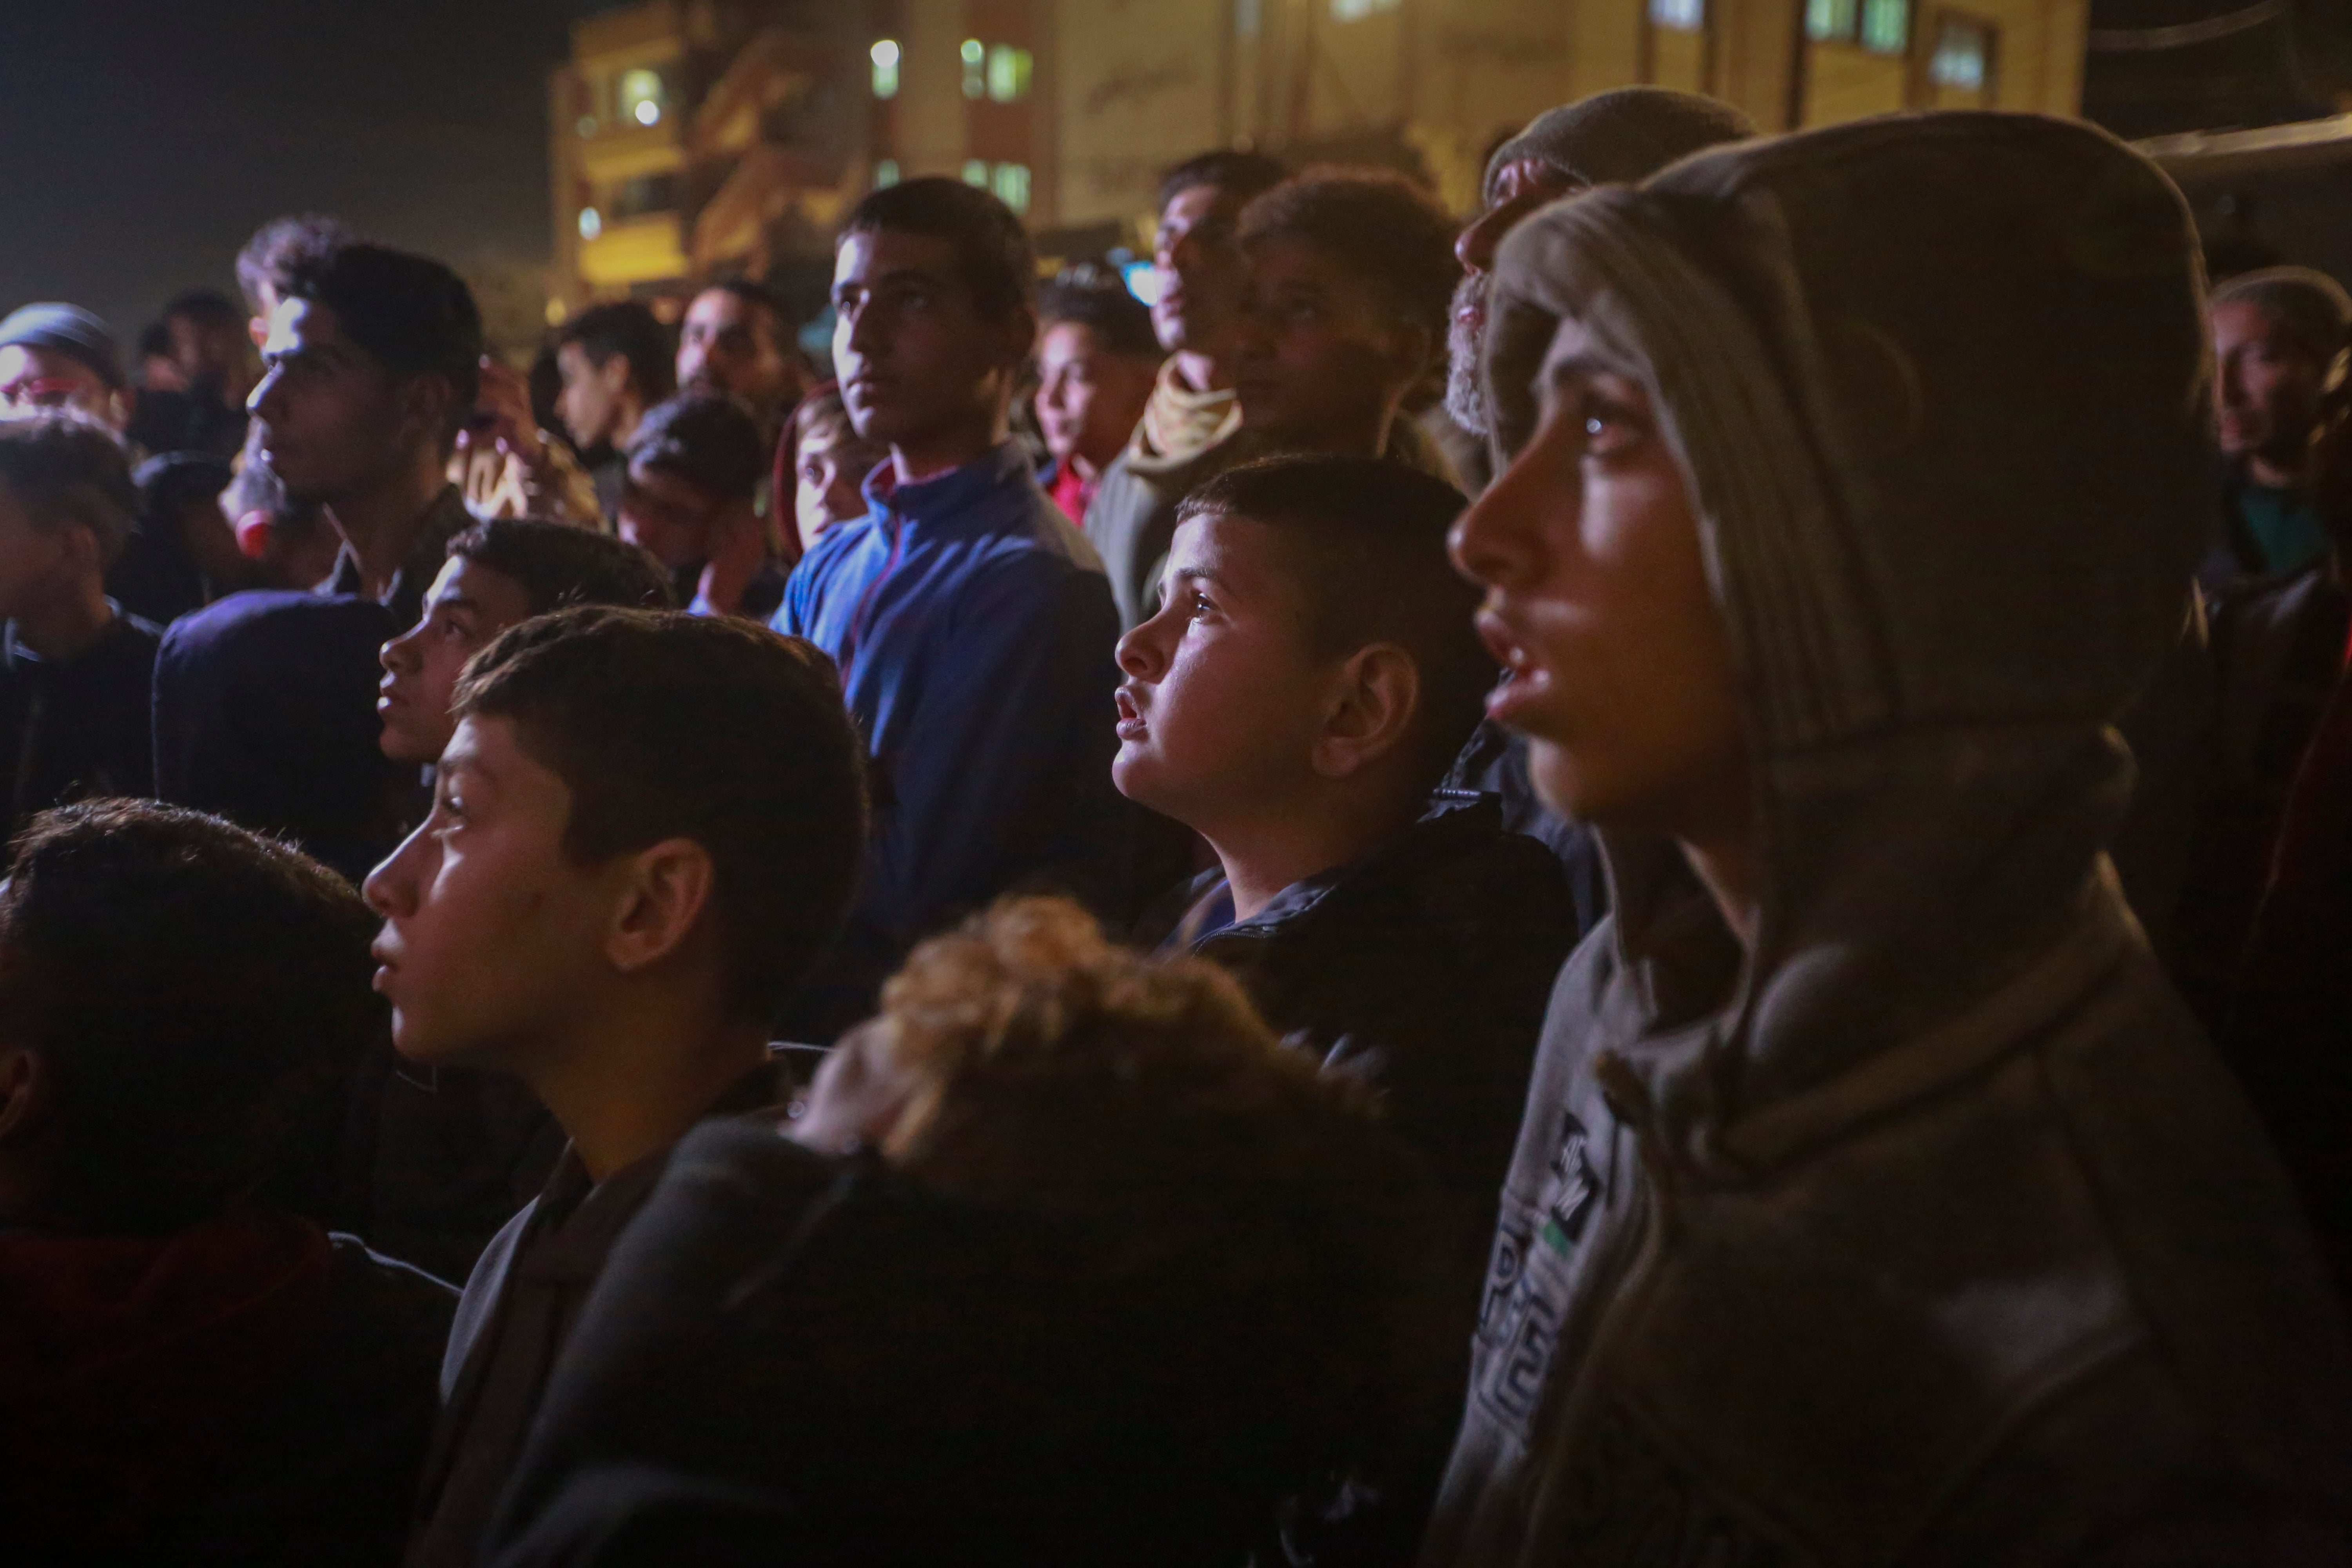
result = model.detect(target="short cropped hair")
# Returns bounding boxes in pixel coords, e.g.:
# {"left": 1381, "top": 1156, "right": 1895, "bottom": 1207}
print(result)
{"left": 1040, "top": 264, "right": 1161, "bottom": 359}
{"left": 869, "top": 896, "right": 1428, "bottom": 1473}
{"left": 556, "top": 300, "right": 678, "bottom": 406}
{"left": 164, "top": 288, "right": 246, "bottom": 335}
{"left": 1240, "top": 169, "right": 1461, "bottom": 340}
{"left": 0, "top": 413, "right": 139, "bottom": 566}
{"left": 0, "top": 800, "right": 380, "bottom": 1234}
{"left": 700, "top": 277, "right": 791, "bottom": 334}
{"left": 840, "top": 177, "right": 1035, "bottom": 322}
{"left": 2213, "top": 265, "right": 2352, "bottom": 364}
{"left": 281, "top": 241, "right": 484, "bottom": 436}
{"left": 453, "top": 609, "right": 866, "bottom": 1020}
{"left": 1180, "top": 454, "right": 1488, "bottom": 788}
{"left": 1157, "top": 149, "right": 1291, "bottom": 214}
{"left": 630, "top": 393, "right": 770, "bottom": 503}
{"left": 235, "top": 213, "right": 354, "bottom": 317}
{"left": 446, "top": 517, "right": 676, "bottom": 616}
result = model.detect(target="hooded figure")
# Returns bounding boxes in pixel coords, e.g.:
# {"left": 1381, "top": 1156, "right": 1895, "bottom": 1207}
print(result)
{"left": 1426, "top": 114, "right": 2352, "bottom": 1564}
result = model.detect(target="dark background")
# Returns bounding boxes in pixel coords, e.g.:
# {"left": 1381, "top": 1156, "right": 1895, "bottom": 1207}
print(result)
{"left": 0, "top": 0, "right": 612, "bottom": 345}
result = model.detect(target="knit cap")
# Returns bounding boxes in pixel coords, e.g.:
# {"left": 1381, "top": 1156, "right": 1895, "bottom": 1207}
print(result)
{"left": 0, "top": 303, "right": 125, "bottom": 390}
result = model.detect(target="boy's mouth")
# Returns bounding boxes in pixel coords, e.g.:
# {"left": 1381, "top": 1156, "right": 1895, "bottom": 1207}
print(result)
{"left": 1114, "top": 686, "right": 1148, "bottom": 741}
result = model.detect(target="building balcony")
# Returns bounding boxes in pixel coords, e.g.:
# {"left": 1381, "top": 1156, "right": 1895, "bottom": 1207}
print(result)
{"left": 578, "top": 211, "right": 689, "bottom": 290}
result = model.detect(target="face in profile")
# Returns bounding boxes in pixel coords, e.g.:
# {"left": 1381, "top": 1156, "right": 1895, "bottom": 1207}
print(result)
{"left": 1448, "top": 159, "right": 1584, "bottom": 435}
{"left": 248, "top": 298, "right": 414, "bottom": 506}
{"left": 363, "top": 713, "right": 619, "bottom": 1069}
{"left": 554, "top": 341, "right": 630, "bottom": 450}
{"left": 377, "top": 556, "right": 536, "bottom": 766}
{"left": 2213, "top": 298, "right": 2328, "bottom": 477}
{"left": 1232, "top": 237, "right": 1418, "bottom": 450}
{"left": 677, "top": 289, "right": 796, "bottom": 418}
{"left": 1152, "top": 183, "right": 1252, "bottom": 359}
{"left": 832, "top": 229, "right": 1028, "bottom": 457}
{"left": 1112, "top": 509, "right": 1334, "bottom": 829}
{"left": 1449, "top": 314, "right": 1744, "bottom": 835}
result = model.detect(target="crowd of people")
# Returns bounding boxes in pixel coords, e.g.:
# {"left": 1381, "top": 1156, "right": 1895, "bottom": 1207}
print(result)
{"left": 4, "top": 83, "right": 2352, "bottom": 1566}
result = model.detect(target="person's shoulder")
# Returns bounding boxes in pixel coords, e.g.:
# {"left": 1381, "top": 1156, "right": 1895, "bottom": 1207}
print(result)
{"left": 162, "top": 588, "right": 396, "bottom": 660}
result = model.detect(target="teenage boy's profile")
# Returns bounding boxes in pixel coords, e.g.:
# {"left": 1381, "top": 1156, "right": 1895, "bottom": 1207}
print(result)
{"left": 371, "top": 608, "right": 865, "bottom": 1568}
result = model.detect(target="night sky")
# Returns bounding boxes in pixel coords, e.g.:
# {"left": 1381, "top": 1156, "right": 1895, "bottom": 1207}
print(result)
{"left": 0, "top": 0, "right": 612, "bottom": 346}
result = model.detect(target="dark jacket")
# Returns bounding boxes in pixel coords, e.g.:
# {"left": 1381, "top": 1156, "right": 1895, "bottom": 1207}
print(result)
{"left": 405, "top": 1058, "right": 797, "bottom": 1568}
{"left": 1425, "top": 116, "right": 2352, "bottom": 1567}
{"left": 484, "top": 1125, "right": 1397, "bottom": 1568}
{"left": 1161, "top": 795, "right": 1581, "bottom": 1566}
{"left": 772, "top": 443, "right": 1132, "bottom": 1036}
{"left": 0, "top": 609, "right": 160, "bottom": 837}
{"left": 151, "top": 589, "right": 407, "bottom": 884}
{"left": 1, "top": 1209, "right": 455, "bottom": 1567}
{"left": 1442, "top": 720, "right": 1610, "bottom": 929}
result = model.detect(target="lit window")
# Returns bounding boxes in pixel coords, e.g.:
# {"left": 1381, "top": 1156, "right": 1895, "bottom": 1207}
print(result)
{"left": 1860, "top": 0, "right": 1909, "bottom": 52}
{"left": 578, "top": 207, "right": 603, "bottom": 241}
{"left": 1331, "top": 0, "right": 1400, "bottom": 18}
{"left": 618, "top": 67, "right": 666, "bottom": 127}
{"left": 962, "top": 38, "right": 985, "bottom": 98}
{"left": 992, "top": 162, "right": 1031, "bottom": 212}
{"left": 1650, "top": 0, "right": 1704, "bottom": 29}
{"left": 987, "top": 45, "right": 1033, "bottom": 102}
{"left": 871, "top": 38, "right": 900, "bottom": 98}
{"left": 875, "top": 159, "right": 900, "bottom": 188}
{"left": 1804, "top": 0, "right": 1857, "bottom": 39}
{"left": 962, "top": 159, "right": 990, "bottom": 187}
{"left": 1931, "top": 15, "right": 1994, "bottom": 87}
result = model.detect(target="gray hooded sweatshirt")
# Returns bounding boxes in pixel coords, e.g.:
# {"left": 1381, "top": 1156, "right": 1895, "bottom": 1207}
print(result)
{"left": 1421, "top": 113, "right": 2352, "bottom": 1566}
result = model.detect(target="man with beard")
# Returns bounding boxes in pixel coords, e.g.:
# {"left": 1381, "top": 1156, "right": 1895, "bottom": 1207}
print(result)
{"left": 1445, "top": 89, "right": 1754, "bottom": 462}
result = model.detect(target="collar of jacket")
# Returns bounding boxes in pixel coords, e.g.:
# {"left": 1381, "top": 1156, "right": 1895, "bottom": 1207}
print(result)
{"left": 1187, "top": 791, "right": 1502, "bottom": 948}
{"left": 858, "top": 441, "right": 1036, "bottom": 537}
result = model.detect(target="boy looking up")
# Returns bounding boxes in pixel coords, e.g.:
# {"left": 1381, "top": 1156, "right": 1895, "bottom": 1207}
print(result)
{"left": 0, "top": 800, "right": 454, "bottom": 1568}
{"left": 1430, "top": 114, "right": 2352, "bottom": 1562}
{"left": 377, "top": 519, "right": 672, "bottom": 769}
{"left": 1114, "top": 453, "right": 1579, "bottom": 1557}
{"left": 368, "top": 608, "right": 864, "bottom": 1568}
{"left": 0, "top": 414, "right": 160, "bottom": 837}
{"left": 775, "top": 176, "right": 1130, "bottom": 1038}
{"left": 618, "top": 393, "right": 785, "bottom": 619}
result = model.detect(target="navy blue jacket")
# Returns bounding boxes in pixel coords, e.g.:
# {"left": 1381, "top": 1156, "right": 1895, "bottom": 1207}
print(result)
{"left": 773, "top": 443, "right": 1128, "bottom": 1033}
{"left": 0, "top": 608, "right": 160, "bottom": 837}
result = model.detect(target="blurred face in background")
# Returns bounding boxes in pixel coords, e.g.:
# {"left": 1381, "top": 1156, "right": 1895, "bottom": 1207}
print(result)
{"left": 1035, "top": 319, "right": 1157, "bottom": 476}
{"left": 0, "top": 345, "right": 123, "bottom": 431}
{"left": 677, "top": 288, "right": 799, "bottom": 423}
{"left": 793, "top": 412, "right": 880, "bottom": 559}
{"left": 1152, "top": 182, "right": 1254, "bottom": 368}
{"left": 2214, "top": 298, "right": 2330, "bottom": 487}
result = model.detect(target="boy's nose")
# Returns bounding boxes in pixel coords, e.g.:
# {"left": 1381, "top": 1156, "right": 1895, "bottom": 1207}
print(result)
{"left": 361, "top": 824, "right": 430, "bottom": 920}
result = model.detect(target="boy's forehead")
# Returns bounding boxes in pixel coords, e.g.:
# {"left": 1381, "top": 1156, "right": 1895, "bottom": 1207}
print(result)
{"left": 1171, "top": 508, "right": 1287, "bottom": 584}
{"left": 834, "top": 227, "right": 960, "bottom": 288}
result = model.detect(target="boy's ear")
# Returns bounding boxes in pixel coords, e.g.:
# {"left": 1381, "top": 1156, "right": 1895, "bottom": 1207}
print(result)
{"left": 1312, "top": 643, "right": 1421, "bottom": 781}
{"left": 398, "top": 371, "right": 458, "bottom": 452}
{"left": 604, "top": 837, "right": 719, "bottom": 980}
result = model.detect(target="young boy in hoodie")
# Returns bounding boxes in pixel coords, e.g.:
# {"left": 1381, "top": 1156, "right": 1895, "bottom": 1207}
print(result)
{"left": 1429, "top": 113, "right": 2352, "bottom": 1564}
{"left": 367, "top": 608, "right": 865, "bottom": 1568}
{"left": 0, "top": 799, "right": 454, "bottom": 1568}
{"left": 1115, "top": 452, "right": 1581, "bottom": 1555}
{"left": 774, "top": 175, "right": 1132, "bottom": 1038}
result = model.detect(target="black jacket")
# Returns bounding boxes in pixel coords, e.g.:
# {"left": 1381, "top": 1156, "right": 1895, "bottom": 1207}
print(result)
{"left": 486, "top": 1125, "right": 1396, "bottom": 1568}
{"left": 0, "top": 610, "right": 160, "bottom": 836}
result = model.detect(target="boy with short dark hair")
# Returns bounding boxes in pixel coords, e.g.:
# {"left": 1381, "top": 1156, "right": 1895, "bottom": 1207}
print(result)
{"left": 0, "top": 414, "right": 161, "bottom": 837}
{"left": 1114, "top": 452, "right": 1580, "bottom": 1557}
{"left": 619, "top": 393, "right": 785, "bottom": 619}
{"left": 0, "top": 798, "right": 455, "bottom": 1568}
{"left": 786, "top": 383, "right": 887, "bottom": 561}
{"left": 367, "top": 607, "right": 865, "bottom": 1568}
{"left": 553, "top": 301, "right": 677, "bottom": 522}
{"left": 484, "top": 897, "right": 1436, "bottom": 1568}
{"left": 378, "top": 518, "right": 673, "bottom": 768}
{"left": 1035, "top": 263, "right": 1163, "bottom": 524}
{"left": 775, "top": 175, "right": 1132, "bottom": 1037}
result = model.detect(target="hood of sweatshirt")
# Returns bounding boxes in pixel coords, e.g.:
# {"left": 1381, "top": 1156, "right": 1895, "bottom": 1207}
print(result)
{"left": 1482, "top": 113, "right": 2212, "bottom": 1172}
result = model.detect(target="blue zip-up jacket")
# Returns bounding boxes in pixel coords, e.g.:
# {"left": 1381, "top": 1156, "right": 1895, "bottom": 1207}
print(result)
{"left": 773, "top": 442, "right": 1127, "bottom": 1035}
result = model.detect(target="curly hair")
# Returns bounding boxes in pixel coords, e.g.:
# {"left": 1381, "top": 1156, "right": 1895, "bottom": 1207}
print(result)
{"left": 1240, "top": 168, "right": 1462, "bottom": 340}
{"left": 862, "top": 897, "right": 1434, "bottom": 1480}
